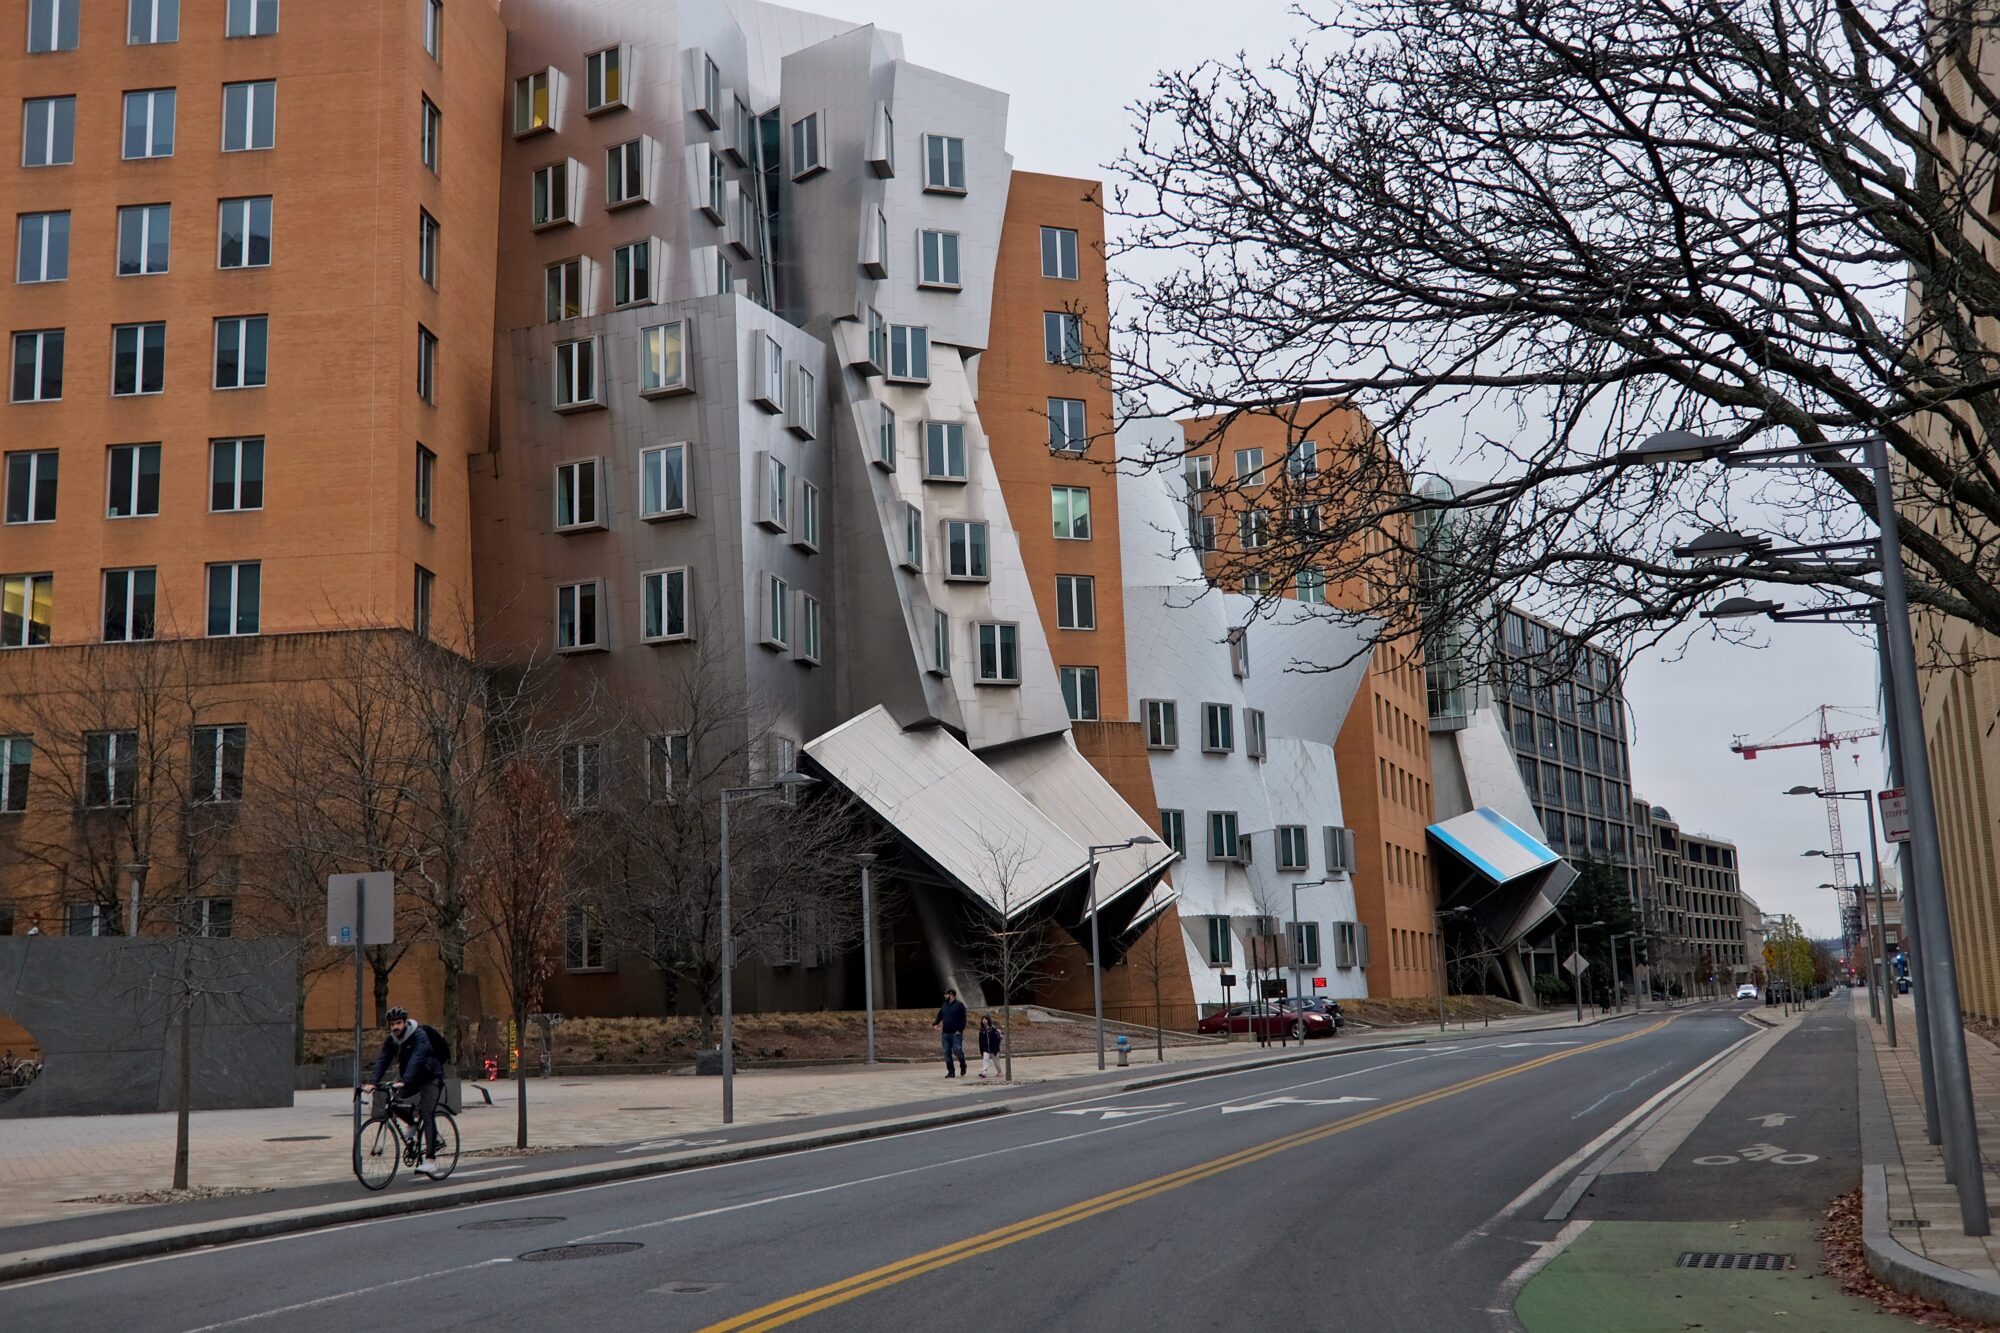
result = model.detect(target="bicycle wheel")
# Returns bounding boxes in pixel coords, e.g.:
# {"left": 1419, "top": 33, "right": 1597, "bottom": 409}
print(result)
{"left": 354, "top": 1115, "right": 401, "bottom": 1191}
{"left": 427, "top": 1109, "right": 460, "bottom": 1180}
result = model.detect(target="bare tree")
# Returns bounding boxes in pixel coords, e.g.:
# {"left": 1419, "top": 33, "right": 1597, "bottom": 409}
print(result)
{"left": 1123, "top": 911, "right": 1183, "bottom": 1063}
{"left": 965, "top": 835, "right": 1066, "bottom": 1083}
{"left": 1111, "top": 0, "right": 2000, "bottom": 667}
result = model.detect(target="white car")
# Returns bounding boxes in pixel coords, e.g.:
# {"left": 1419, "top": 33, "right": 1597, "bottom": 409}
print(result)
{"left": 1735, "top": 983, "right": 1759, "bottom": 1000}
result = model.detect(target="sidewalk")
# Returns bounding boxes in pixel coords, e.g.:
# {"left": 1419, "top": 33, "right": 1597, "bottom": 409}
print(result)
{"left": 1855, "top": 987, "right": 2000, "bottom": 1322}
{"left": 0, "top": 1003, "right": 1635, "bottom": 1231}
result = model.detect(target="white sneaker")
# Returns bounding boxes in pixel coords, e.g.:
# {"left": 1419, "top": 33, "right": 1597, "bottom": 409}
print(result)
{"left": 415, "top": 1158, "right": 439, "bottom": 1176}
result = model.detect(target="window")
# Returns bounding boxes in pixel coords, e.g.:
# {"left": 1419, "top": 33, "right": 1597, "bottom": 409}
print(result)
{"left": 213, "top": 316, "right": 267, "bottom": 389}
{"left": 861, "top": 207, "right": 890, "bottom": 277}
{"left": 639, "top": 320, "right": 690, "bottom": 395}
{"left": 788, "top": 364, "right": 817, "bottom": 437}
{"left": 919, "top": 229, "right": 960, "bottom": 287}
{"left": 85, "top": 731, "right": 139, "bottom": 808}
{"left": 697, "top": 54, "right": 722, "bottom": 129}
{"left": 924, "top": 422, "right": 967, "bottom": 480}
{"left": 420, "top": 96, "right": 441, "bottom": 172}
{"left": 900, "top": 502, "right": 924, "bottom": 570}
{"left": 183, "top": 896, "right": 234, "bottom": 938}
{"left": 1277, "top": 825, "right": 1308, "bottom": 871}
{"left": 1233, "top": 448, "right": 1266, "bottom": 485}
{"left": 556, "top": 580, "right": 601, "bottom": 650}
{"left": 1296, "top": 569, "right": 1327, "bottom": 604}
{"left": 585, "top": 46, "right": 623, "bottom": 113}
{"left": 876, "top": 404, "right": 898, "bottom": 470}
{"left": 1239, "top": 509, "right": 1267, "bottom": 551}
{"left": 226, "top": 0, "right": 278, "bottom": 37}
{"left": 417, "top": 326, "right": 437, "bottom": 402}
{"left": 867, "top": 100, "right": 893, "bottom": 175}
{"left": 1044, "top": 312, "right": 1083, "bottom": 366}
{"left": 1245, "top": 708, "right": 1268, "bottom": 760}
{"left": 647, "top": 731, "right": 692, "bottom": 800}
{"left": 1325, "top": 826, "right": 1356, "bottom": 871}
{"left": 797, "top": 592, "right": 822, "bottom": 664}
{"left": 531, "top": 160, "right": 573, "bottom": 227}
{"left": 553, "top": 337, "right": 598, "bottom": 410}
{"left": 16, "top": 212, "right": 67, "bottom": 284}
{"left": 422, "top": 0, "right": 441, "bottom": 60}
{"left": 191, "top": 724, "right": 246, "bottom": 802}
{"left": 413, "top": 564, "right": 433, "bottom": 637}
{"left": 1200, "top": 912, "right": 1232, "bottom": 965}
{"left": 1292, "top": 921, "right": 1321, "bottom": 968}
{"left": 123, "top": 90, "right": 176, "bottom": 159}
{"left": 703, "top": 148, "right": 726, "bottom": 220}
{"left": 1242, "top": 572, "right": 1269, "bottom": 596}
{"left": 560, "top": 742, "right": 602, "bottom": 810}
{"left": 944, "top": 520, "right": 989, "bottom": 580}
{"left": 755, "top": 334, "right": 785, "bottom": 410}
{"left": 612, "top": 239, "right": 653, "bottom": 306}
{"left": 1041, "top": 226, "right": 1078, "bottom": 280}
{"left": 1207, "top": 811, "right": 1241, "bottom": 862}
{"left": 641, "top": 567, "right": 690, "bottom": 641}
{"left": 1061, "top": 666, "right": 1099, "bottom": 722}
{"left": 606, "top": 138, "right": 646, "bottom": 207}
{"left": 565, "top": 908, "right": 609, "bottom": 970}
{"left": 1, "top": 574, "right": 53, "bottom": 647}
{"left": 5, "top": 450, "right": 58, "bottom": 523}
{"left": 791, "top": 111, "right": 824, "bottom": 178}
{"left": 976, "top": 623, "right": 1020, "bottom": 684}
{"left": 762, "top": 573, "right": 790, "bottom": 648}
{"left": 0, "top": 736, "right": 28, "bottom": 814}
{"left": 1228, "top": 625, "right": 1250, "bottom": 678}
{"left": 1153, "top": 807, "right": 1185, "bottom": 858}
{"left": 544, "top": 257, "right": 583, "bottom": 321}
{"left": 554, "top": 458, "right": 600, "bottom": 529}
{"left": 755, "top": 453, "right": 789, "bottom": 532}
{"left": 1202, "top": 703, "right": 1234, "bottom": 753}
{"left": 1052, "top": 485, "right": 1092, "bottom": 539}
{"left": 1145, "top": 699, "right": 1178, "bottom": 749}
{"left": 923, "top": 134, "right": 966, "bottom": 192}
{"left": 888, "top": 325, "right": 929, "bottom": 382}
{"left": 107, "top": 443, "right": 161, "bottom": 517}
{"left": 222, "top": 81, "right": 276, "bottom": 152}
{"left": 1054, "top": 574, "right": 1096, "bottom": 631}
{"left": 930, "top": 609, "right": 949, "bottom": 675}
{"left": 102, "top": 567, "right": 156, "bottom": 642}
{"left": 1048, "top": 397, "right": 1086, "bottom": 452}
{"left": 412, "top": 444, "right": 433, "bottom": 522}
{"left": 112, "top": 323, "right": 166, "bottom": 395}
{"left": 23, "top": 96, "right": 75, "bottom": 167}
{"left": 513, "top": 70, "right": 552, "bottom": 135}
{"left": 217, "top": 196, "right": 272, "bottom": 268}
{"left": 730, "top": 97, "right": 754, "bottom": 167}
{"left": 1286, "top": 440, "right": 1319, "bottom": 480}
{"left": 28, "top": 0, "right": 78, "bottom": 51}
{"left": 418, "top": 209, "right": 439, "bottom": 287}
{"left": 639, "top": 442, "right": 689, "bottom": 519}
{"left": 797, "top": 480, "right": 821, "bottom": 551}
{"left": 207, "top": 561, "right": 261, "bottom": 636}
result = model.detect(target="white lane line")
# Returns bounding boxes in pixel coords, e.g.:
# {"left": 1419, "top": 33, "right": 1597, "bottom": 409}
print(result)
{"left": 180, "top": 1257, "right": 514, "bottom": 1331}
{"left": 445, "top": 1165, "right": 528, "bottom": 1179}
{"left": 1484, "top": 1220, "right": 1590, "bottom": 1329}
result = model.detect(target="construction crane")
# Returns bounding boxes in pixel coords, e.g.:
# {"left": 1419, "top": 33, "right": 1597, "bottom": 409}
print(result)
{"left": 1730, "top": 705, "right": 1881, "bottom": 889}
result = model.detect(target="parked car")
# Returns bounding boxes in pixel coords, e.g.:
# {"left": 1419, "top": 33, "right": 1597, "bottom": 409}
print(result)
{"left": 1281, "top": 997, "right": 1346, "bottom": 1032}
{"left": 1735, "top": 984, "right": 1759, "bottom": 1000}
{"left": 1196, "top": 1003, "right": 1337, "bottom": 1040}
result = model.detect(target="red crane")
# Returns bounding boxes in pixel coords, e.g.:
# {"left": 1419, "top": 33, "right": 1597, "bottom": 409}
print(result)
{"left": 1730, "top": 705, "right": 1881, "bottom": 889}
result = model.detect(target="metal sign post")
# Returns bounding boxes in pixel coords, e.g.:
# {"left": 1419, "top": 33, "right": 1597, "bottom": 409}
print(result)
{"left": 327, "top": 872, "right": 395, "bottom": 1141}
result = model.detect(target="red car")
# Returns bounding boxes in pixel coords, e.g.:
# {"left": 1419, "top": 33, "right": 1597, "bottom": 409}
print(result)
{"left": 1197, "top": 1003, "right": 1337, "bottom": 1040}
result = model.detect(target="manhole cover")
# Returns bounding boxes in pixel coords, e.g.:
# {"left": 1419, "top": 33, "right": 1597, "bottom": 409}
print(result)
{"left": 1890, "top": 1218, "right": 1932, "bottom": 1230}
{"left": 654, "top": 1281, "right": 721, "bottom": 1295}
{"left": 460, "top": 1217, "right": 565, "bottom": 1231}
{"left": 263, "top": 1135, "right": 332, "bottom": 1143}
{"left": 1676, "top": 1252, "right": 1795, "bottom": 1271}
{"left": 518, "top": 1243, "right": 643, "bottom": 1262}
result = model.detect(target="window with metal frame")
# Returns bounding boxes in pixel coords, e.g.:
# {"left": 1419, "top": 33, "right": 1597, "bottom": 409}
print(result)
{"left": 1055, "top": 574, "right": 1095, "bottom": 630}
{"left": 1144, "top": 699, "right": 1177, "bottom": 750}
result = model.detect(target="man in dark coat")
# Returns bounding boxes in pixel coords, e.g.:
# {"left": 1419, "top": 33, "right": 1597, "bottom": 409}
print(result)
{"left": 932, "top": 987, "right": 968, "bottom": 1077}
{"left": 362, "top": 1007, "right": 445, "bottom": 1174}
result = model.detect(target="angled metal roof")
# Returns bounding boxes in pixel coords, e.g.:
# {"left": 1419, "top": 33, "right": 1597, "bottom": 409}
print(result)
{"left": 982, "top": 735, "right": 1177, "bottom": 909}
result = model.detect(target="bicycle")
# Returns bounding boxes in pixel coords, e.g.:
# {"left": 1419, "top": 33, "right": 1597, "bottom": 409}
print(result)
{"left": 353, "top": 1083, "right": 459, "bottom": 1190}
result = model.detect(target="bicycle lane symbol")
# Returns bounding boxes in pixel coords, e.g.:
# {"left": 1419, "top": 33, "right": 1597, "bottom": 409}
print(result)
{"left": 1692, "top": 1141, "right": 1820, "bottom": 1166}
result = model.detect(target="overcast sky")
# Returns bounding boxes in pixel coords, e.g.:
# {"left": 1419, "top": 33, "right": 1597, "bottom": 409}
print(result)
{"left": 847, "top": 1, "right": 1883, "bottom": 938}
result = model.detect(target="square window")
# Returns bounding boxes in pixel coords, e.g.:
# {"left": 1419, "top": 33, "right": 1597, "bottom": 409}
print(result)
{"left": 560, "top": 742, "right": 602, "bottom": 809}
{"left": 647, "top": 731, "right": 692, "bottom": 800}
{"left": 1048, "top": 397, "right": 1086, "bottom": 452}
{"left": 23, "top": 96, "right": 76, "bottom": 167}
{"left": 554, "top": 458, "right": 601, "bottom": 530}
{"left": 1205, "top": 914, "right": 1233, "bottom": 965}
{"left": 585, "top": 46, "right": 623, "bottom": 113}
{"left": 420, "top": 96, "right": 441, "bottom": 172}
{"left": 1206, "top": 811, "right": 1241, "bottom": 862}
{"left": 754, "top": 334, "right": 785, "bottom": 411}
{"left": 218, "top": 197, "right": 272, "bottom": 269}
{"left": 1055, "top": 574, "right": 1095, "bottom": 630}
{"left": 16, "top": 211, "right": 68, "bottom": 282}
{"left": 975, "top": 622, "right": 1019, "bottom": 684}
{"left": 412, "top": 443, "right": 433, "bottom": 522}
{"left": 422, "top": 0, "right": 442, "bottom": 61}
{"left": 607, "top": 138, "right": 647, "bottom": 207}
{"left": 788, "top": 364, "right": 817, "bottom": 437}
{"left": 513, "top": 70, "right": 553, "bottom": 136}
{"left": 1060, "top": 666, "right": 1098, "bottom": 721}
{"left": 531, "top": 160, "right": 573, "bottom": 228}
{"left": 1, "top": 573, "right": 54, "bottom": 647}
{"left": 122, "top": 89, "right": 176, "bottom": 160}
{"left": 553, "top": 337, "right": 597, "bottom": 410}
{"left": 417, "top": 325, "right": 438, "bottom": 403}
{"left": 4, "top": 450, "right": 58, "bottom": 524}
{"left": 9, "top": 328, "right": 62, "bottom": 400}
{"left": 1277, "top": 825, "right": 1308, "bottom": 871}
{"left": 791, "top": 111, "right": 824, "bottom": 178}
{"left": 1043, "top": 311, "right": 1082, "bottom": 365}
{"left": 213, "top": 316, "right": 267, "bottom": 389}
{"left": 887, "top": 325, "right": 928, "bottom": 382}
{"left": 191, "top": 724, "right": 246, "bottom": 802}
{"left": 1291, "top": 920, "right": 1320, "bottom": 967}
{"left": 206, "top": 561, "right": 261, "bottom": 636}
{"left": 756, "top": 453, "right": 788, "bottom": 531}
{"left": 1286, "top": 440, "right": 1320, "bottom": 480}
{"left": 1040, "top": 226, "right": 1078, "bottom": 279}
{"left": 84, "top": 731, "right": 138, "bottom": 808}
{"left": 29, "top": 0, "right": 79, "bottom": 51}
{"left": 641, "top": 566, "right": 691, "bottom": 641}
{"left": 102, "top": 567, "right": 156, "bottom": 642}
{"left": 225, "top": 0, "right": 277, "bottom": 37}
{"left": 113, "top": 322, "right": 166, "bottom": 395}
{"left": 639, "top": 320, "right": 691, "bottom": 396}
{"left": 418, "top": 209, "right": 439, "bottom": 287}
{"left": 923, "top": 134, "right": 966, "bottom": 192}
{"left": 919, "top": 229, "right": 960, "bottom": 288}
{"left": 1144, "top": 699, "right": 1177, "bottom": 749}
{"left": 1239, "top": 509, "right": 1267, "bottom": 551}
{"left": 1234, "top": 448, "right": 1265, "bottom": 484}
{"left": 221, "top": 81, "right": 276, "bottom": 152}
{"left": 1296, "top": 569, "right": 1327, "bottom": 604}
{"left": 612, "top": 239, "right": 654, "bottom": 307}
{"left": 556, "top": 580, "right": 602, "bottom": 650}
{"left": 1052, "top": 485, "right": 1092, "bottom": 539}
{"left": 923, "top": 421, "right": 967, "bottom": 481}
{"left": 107, "top": 443, "right": 161, "bottom": 517}
{"left": 1202, "top": 703, "right": 1234, "bottom": 753}
{"left": 0, "top": 735, "right": 29, "bottom": 814}
{"left": 944, "top": 520, "right": 989, "bottom": 580}
{"left": 545, "top": 257, "right": 584, "bottom": 321}
{"left": 639, "top": 442, "right": 690, "bottom": 519}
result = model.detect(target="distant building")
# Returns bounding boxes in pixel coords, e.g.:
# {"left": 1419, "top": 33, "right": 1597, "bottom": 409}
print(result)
{"left": 1631, "top": 804, "right": 1749, "bottom": 995}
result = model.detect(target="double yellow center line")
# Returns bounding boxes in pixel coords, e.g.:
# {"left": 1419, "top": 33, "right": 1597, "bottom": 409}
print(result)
{"left": 700, "top": 1018, "right": 1670, "bottom": 1332}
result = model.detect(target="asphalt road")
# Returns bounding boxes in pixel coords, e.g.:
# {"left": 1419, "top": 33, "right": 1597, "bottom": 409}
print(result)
{"left": 0, "top": 1005, "right": 1766, "bottom": 1332}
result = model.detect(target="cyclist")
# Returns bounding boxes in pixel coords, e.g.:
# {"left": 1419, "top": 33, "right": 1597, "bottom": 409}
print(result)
{"left": 361, "top": 1007, "right": 444, "bottom": 1176}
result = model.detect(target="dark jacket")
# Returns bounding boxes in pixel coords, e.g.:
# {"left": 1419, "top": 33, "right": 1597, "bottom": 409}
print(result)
{"left": 978, "top": 1024, "right": 1003, "bottom": 1055}
{"left": 370, "top": 1024, "right": 442, "bottom": 1089}
{"left": 935, "top": 998, "right": 968, "bottom": 1034}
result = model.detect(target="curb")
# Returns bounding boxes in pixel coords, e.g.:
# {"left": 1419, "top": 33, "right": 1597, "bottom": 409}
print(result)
{"left": 1862, "top": 1164, "right": 2000, "bottom": 1325}
{"left": 0, "top": 1013, "right": 1644, "bottom": 1284}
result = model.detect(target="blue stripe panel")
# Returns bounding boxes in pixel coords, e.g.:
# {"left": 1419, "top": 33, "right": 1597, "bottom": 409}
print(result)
{"left": 1427, "top": 823, "right": 1506, "bottom": 882}
{"left": 1476, "top": 807, "right": 1559, "bottom": 867}
{"left": 1425, "top": 806, "right": 1559, "bottom": 884}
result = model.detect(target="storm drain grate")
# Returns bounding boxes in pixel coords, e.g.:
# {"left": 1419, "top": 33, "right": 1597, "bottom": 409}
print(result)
{"left": 460, "top": 1217, "right": 564, "bottom": 1231}
{"left": 654, "top": 1281, "right": 722, "bottom": 1295}
{"left": 1676, "top": 1252, "right": 1796, "bottom": 1271}
{"left": 517, "top": 1243, "right": 643, "bottom": 1262}
{"left": 1890, "top": 1218, "right": 1932, "bottom": 1230}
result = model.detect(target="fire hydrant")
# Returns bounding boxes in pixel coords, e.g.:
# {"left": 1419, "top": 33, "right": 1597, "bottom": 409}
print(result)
{"left": 1116, "top": 1035, "right": 1130, "bottom": 1067}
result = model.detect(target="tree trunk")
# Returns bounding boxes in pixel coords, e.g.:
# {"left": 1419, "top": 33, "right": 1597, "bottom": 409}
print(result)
{"left": 1153, "top": 963, "right": 1165, "bottom": 1063}
{"left": 514, "top": 1001, "right": 529, "bottom": 1150}
{"left": 1002, "top": 1000, "right": 1013, "bottom": 1084}
{"left": 440, "top": 914, "right": 464, "bottom": 1055}
{"left": 173, "top": 949, "right": 193, "bottom": 1190}
{"left": 370, "top": 947, "right": 391, "bottom": 1025}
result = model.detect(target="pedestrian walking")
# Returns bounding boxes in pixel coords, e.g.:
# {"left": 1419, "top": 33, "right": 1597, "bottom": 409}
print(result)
{"left": 977, "top": 1014, "right": 1003, "bottom": 1078}
{"left": 933, "top": 987, "right": 969, "bottom": 1077}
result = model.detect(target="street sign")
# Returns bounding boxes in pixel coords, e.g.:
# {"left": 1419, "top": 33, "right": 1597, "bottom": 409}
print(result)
{"left": 1563, "top": 951, "right": 1589, "bottom": 977}
{"left": 326, "top": 872, "right": 395, "bottom": 946}
{"left": 1260, "top": 979, "right": 1288, "bottom": 999}
{"left": 1312, "top": 976, "right": 1326, "bottom": 990}
{"left": 1879, "top": 788, "right": 1911, "bottom": 843}
{"left": 1218, "top": 973, "right": 1237, "bottom": 989}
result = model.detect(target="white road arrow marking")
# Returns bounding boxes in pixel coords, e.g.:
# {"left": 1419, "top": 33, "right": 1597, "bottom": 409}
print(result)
{"left": 1219, "top": 1095, "right": 1378, "bottom": 1114}
{"left": 1750, "top": 1113, "right": 1794, "bottom": 1128}
{"left": 1051, "top": 1103, "right": 1184, "bottom": 1119}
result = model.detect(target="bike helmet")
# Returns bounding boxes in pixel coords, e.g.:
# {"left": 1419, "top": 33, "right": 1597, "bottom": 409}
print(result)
{"left": 385, "top": 1006, "right": 409, "bottom": 1024}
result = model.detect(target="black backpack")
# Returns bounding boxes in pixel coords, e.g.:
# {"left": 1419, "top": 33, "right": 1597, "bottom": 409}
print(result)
{"left": 421, "top": 1023, "right": 452, "bottom": 1065}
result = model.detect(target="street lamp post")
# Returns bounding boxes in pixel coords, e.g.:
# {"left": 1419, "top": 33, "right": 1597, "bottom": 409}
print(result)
{"left": 1793, "top": 785, "right": 1896, "bottom": 1048}
{"left": 1086, "top": 836, "right": 1160, "bottom": 1070}
{"left": 1573, "top": 919, "right": 1605, "bottom": 1024}
{"left": 1435, "top": 905, "right": 1469, "bottom": 1031}
{"left": 718, "top": 771, "right": 819, "bottom": 1125}
{"left": 1805, "top": 844, "right": 1879, "bottom": 1023}
{"left": 856, "top": 852, "right": 878, "bottom": 1066}
{"left": 1291, "top": 878, "right": 1333, "bottom": 1011}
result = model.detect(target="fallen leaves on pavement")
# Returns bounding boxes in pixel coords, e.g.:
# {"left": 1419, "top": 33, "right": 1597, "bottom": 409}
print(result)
{"left": 1819, "top": 1188, "right": 1998, "bottom": 1331}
